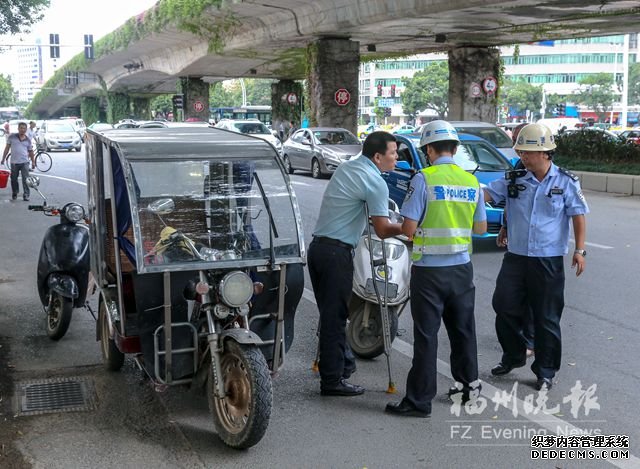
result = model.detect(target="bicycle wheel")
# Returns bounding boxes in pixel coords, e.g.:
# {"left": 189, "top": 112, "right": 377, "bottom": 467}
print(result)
{"left": 35, "top": 152, "right": 52, "bottom": 172}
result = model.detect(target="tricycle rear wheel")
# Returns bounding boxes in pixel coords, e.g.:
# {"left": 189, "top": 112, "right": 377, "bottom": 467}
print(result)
{"left": 208, "top": 341, "right": 272, "bottom": 449}
{"left": 99, "top": 299, "right": 125, "bottom": 371}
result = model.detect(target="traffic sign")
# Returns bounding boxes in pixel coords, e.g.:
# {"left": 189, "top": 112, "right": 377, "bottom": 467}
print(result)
{"left": 286, "top": 92, "right": 298, "bottom": 105}
{"left": 470, "top": 82, "right": 482, "bottom": 98}
{"left": 193, "top": 100, "right": 205, "bottom": 113}
{"left": 377, "top": 98, "right": 394, "bottom": 107}
{"left": 482, "top": 76, "right": 498, "bottom": 95}
{"left": 334, "top": 88, "right": 351, "bottom": 106}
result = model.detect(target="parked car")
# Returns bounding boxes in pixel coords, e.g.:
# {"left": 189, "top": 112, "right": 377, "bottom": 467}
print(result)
{"left": 392, "top": 124, "right": 416, "bottom": 135}
{"left": 282, "top": 127, "right": 362, "bottom": 178}
{"left": 60, "top": 117, "right": 86, "bottom": 141}
{"left": 35, "top": 120, "right": 82, "bottom": 152}
{"left": 414, "top": 120, "right": 518, "bottom": 161}
{"left": 214, "top": 119, "right": 283, "bottom": 155}
{"left": 357, "top": 123, "right": 380, "bottom": 139}
{"left": 562, "top": 127, "right": 623, "bottom": 143}
{"left": 386, "top": 134, "right": 513, "bottom": 238}
{"left": 618, "top": 129, "right": 640, "bottom": 145}
{"left": 87, "top": 122, "right": 115, "bottom": 132}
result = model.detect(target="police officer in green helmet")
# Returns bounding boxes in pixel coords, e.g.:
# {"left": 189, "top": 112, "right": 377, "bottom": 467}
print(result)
{"left": 386, "top": 120, "right": 487, "bottom": 417}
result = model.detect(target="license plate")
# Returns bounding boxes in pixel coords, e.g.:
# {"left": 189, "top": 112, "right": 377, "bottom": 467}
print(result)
{"left": 61, "top": 143, "right": 71, "bottom": 148}
{"left": 365, "top": 278, "right": 398, "bottom": 298}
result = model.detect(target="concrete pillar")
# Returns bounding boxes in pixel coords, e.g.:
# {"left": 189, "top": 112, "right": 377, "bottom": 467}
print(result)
{"left": 306, "top": 39, "right": 359, "bottom": 135}
{"left": 179, "top": 77, "right": 209, "bottom": 122}
{"left": 271, "top": 80, "right": 303, "bottom": 139}
{"left": 131, "top": 97, "right": 151, "bottom": 120}
{"left": 80, "top": 97, "right": 100, "bottom": 126}
{"left": 107, "top": 93, "right": 130, "bottom": 123}
{"left": 448, "top": 47, "right": 501, "bottom": 123}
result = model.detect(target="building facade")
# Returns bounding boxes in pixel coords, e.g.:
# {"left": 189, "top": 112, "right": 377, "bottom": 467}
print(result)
{"left": 13, "top": 38, "right": 63, "bottom": 103}
{"left": 359, "top": 34, "right": 639, "bottom": 125}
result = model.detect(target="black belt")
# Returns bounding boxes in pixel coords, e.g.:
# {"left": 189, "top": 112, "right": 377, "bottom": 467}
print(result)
{"left": 312, "top": 236, "right": 354, "bottom": 250}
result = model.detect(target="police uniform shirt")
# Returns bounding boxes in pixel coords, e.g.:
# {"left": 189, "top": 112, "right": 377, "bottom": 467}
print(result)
{"left": 313, "top": 155, "right": 389, "bottom": 248}
{"left": 401, "top": 156, "right": 486, "bottom": 267}
{"left": 485, "top": 163, "right": 589, "bottom": 257}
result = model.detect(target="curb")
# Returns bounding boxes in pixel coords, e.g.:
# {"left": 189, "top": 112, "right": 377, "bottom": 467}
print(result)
{"left": 573, "top": 171, "right": 640, "bottom": 196}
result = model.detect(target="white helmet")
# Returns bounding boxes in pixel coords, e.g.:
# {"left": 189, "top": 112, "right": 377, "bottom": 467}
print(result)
{"left": 513, "top": 123, "right": 556, "bottom": 152}
{"left": 419, "top": 120, "right": 460, "bottom": 147}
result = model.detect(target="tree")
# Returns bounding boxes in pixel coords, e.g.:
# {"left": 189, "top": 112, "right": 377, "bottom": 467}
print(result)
{"left": 245, "top": 79, "right": 274, "bottom": 106}
{"left": 628, "top": 62, "right": 640, "bottom": 106}
{"left": 150, "top": 94, "right": 173, "bottom": 114}
{"left": 575, "top": 73, "right": 617, "bottom": 121}
{"left": 0, "top": 0, "right": 49, "bottom": 35}
{"left": 0, "top": 74, "right": 16, "bottom": 106}
{"left": 209, "top": 82, "right": 237, "bottom": 108}
{"left": 401, "top": 61, "right": 449, "bottom": 118}
{"left": 500, "top": 79, "right": 543, "bottom": 118}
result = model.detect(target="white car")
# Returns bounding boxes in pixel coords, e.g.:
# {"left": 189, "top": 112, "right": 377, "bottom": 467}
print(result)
{"left": 215, "top": 119, "right": 283, "bottom": 155}
{"left": 36, "top": 120, "right": 82, "bottom": 152}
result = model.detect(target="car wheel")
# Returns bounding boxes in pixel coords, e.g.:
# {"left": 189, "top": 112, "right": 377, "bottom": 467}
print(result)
{"left": 283, "top": 155, "right": 294, "bottom": 174}
{"left": 311, "top": 159, "right": 322, "bottom": 179}
{"left": 75, "top": 146, "right": 81, "bottom": 152}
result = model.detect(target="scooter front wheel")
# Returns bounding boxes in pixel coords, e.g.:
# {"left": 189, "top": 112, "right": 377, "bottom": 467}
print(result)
{"left": 208, "top": 341, "right": 273, "bottom": 449}
{"left": 46, "top": 293, "right": 73, "bottom": 340}
{"left": 347, "top": 300, "right": 399, "bottom": 359}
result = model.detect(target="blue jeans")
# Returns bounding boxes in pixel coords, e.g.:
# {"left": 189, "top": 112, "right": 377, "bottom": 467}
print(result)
{"left": 11, "top": 163, "right": 30, "bottom": 198}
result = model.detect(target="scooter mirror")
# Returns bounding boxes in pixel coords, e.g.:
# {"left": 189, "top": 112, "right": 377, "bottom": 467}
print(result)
{"left": 148, "top": 198, "right": 175, "bottom": 215}
{"left": 26, "top": 175, "right": 40, "bottom": 188}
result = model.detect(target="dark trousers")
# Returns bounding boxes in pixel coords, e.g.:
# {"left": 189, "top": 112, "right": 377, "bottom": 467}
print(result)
{"left": 492, "top": 253, "right": 565, "bottom": 379}
{"left": 11, "top": 163, "right": 30, "bottom": 198}
{"left": 308, "top": 240, "right": 355, "bottom": 385}
{"left": 405, "top": 263, "right": 478, "bottom": 413}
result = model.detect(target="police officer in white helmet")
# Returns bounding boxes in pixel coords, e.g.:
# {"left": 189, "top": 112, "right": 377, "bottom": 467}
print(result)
{"left": 386, "top": 120, "right": 487, "bottom": 417}
{"left": 484, "top": 123, "right": 589, "bottom": 391}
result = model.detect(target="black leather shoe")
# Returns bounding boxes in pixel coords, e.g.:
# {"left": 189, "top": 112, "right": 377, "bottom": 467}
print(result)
{"left": 491, "top": 361, "right": 526, "bottom": 376}
{"left": 535, "top": 377, "right": 553, "bottom": 391}
{"left": 320, "top": 379, "right": 365, "bottom": 396}
{"left": 385, "top": 400, "right": 430, "bottom": 418}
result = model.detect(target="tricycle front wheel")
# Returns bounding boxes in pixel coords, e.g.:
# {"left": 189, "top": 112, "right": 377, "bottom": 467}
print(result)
{"left": 99, "top": 299, "right": 124, "bottom": 371}
{"left": 208, "top": 341, "right": 272, "bottom": 449}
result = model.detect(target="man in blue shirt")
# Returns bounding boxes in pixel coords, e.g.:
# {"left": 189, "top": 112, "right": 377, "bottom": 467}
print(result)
{"left": 385, "top": 120, "right": 487, "bottom": 418}
{"left": 2, "top": 122, "right": 35, "bottom": 201}
{"left": 484, "top": 123, "right": 588, "bottom": 391}
{"left": 310, "top": 131, "right": 402, "bottom": 396}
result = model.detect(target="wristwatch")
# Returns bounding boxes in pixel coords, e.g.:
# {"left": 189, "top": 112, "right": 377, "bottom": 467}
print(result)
{"left": 574, "top": 249, "right": 587, "bottom": 257}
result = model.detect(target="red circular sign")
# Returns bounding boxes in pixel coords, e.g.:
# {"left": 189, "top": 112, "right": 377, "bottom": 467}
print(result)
{"left": 193, "top": 100, "right": 205, "bottom": 113}
{"left": 482, "top": 77, "right": 498, "bottom": 95}
{"left": 286, "top": 92, "right": 298, "bottom": 105}
{"left": 334, "top": 88, "right": 351, "bottom": 106}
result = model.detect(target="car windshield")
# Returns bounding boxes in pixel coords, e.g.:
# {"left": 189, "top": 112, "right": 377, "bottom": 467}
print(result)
{"left": 92, "top": 124, "right": 113, "bottom": 131}
{"left": 456, "top": 142, "right": 512, "bottom": 171}
{"left": 47, "top": 123, "right": 75, "bottom": 132}
{"left": 234, "top": 122, "right": 270, "bottom": 135}
{"left": 313, "top": 130, "right": 359, "bottom": 145}
{"left": 455, "top": 127, "right": 513, "bottom": 148}
{"left": 128, "top": 157, "right": 301, "bottom": 269}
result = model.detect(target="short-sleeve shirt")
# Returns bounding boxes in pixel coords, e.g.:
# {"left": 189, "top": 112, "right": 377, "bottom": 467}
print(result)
{"left": 6, "top": 133, "right": 33, "bottom": 164}
{"left": 485, "top": 163, "right": 589, "bottom": 257}
{"left": 401, "top": 156, "right": 486, "bottom": 267}
{"left": 313, "top": 156, "right": 389, "bottom": 248}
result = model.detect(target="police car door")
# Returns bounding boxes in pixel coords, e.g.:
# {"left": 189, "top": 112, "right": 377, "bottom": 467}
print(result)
{"left": 386, "top": 139, "right": 418, "bottom": 208}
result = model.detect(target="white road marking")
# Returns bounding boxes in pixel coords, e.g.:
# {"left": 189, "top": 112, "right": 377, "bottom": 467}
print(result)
{"left": 291, "top": 181, "right": 311, "bottom": 187}
{"left": 36, "top": 174, "right": 87, "bottom": 186}
{"left": 570, "top": 238, "right": 614, "bottom": 250}
{"left": 302, "top": 286, "right": 639, "bottom": 468}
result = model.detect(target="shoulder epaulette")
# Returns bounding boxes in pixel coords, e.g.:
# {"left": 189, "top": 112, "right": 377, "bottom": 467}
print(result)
{"left": 558, "top": 167, "right": 579, "bottom": 181}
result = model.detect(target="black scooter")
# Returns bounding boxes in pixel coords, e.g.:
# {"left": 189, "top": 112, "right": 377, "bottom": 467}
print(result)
{"left": 26, "top": 176, "right": 93, "bottom": 340}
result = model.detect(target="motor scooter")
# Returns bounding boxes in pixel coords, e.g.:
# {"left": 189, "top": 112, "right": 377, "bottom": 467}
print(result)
{"left": 26, "top": 176, "right": 93, "bottom": 340}
{"left": 346, "top": 202, "right": 410, "bottom": 359}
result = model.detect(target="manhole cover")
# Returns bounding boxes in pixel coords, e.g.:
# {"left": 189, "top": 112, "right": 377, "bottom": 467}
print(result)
{"left": 15, "top": 377, "right": 96, "bottom": 416}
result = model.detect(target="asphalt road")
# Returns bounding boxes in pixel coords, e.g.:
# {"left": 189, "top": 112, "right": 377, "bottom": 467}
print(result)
{"left": 0, "top": 148, "right": 639, "bottom": 469}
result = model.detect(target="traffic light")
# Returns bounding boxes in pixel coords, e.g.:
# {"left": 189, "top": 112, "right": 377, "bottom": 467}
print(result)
{"left": 390, "top": 84, "right": 396, "bottom": 98}
{"left": 558, "top": 103, "right": 566, "bottom": 116}
{"left": 377, "top": 83, "right": 382, "bottom": 97}
{"left": 384, "top": 107, "right": 392, "bottom": 117}
{"left": 84, "top": 34, "right": 94, "bottom": 60}
{"left": 49, "top": 34, "right": 60, "bottom": 59}
{"left": 172, "top": 94, "right": 184, "bottom": 109}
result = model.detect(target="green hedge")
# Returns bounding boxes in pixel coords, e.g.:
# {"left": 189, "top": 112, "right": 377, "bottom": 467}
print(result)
{"left": 554, "top": 131, "right": 640, "bottom": 175}
{"left": 81, "top": 97, "right": 101, "bottom": 126}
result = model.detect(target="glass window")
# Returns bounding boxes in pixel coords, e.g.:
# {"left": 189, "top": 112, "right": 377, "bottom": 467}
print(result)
{"left": 455, "top": 127, "right": 513, "bottom": 148}
{"left": 466, "top": 143, "right": 511, "bottom": 170}
{"left": 233, "top": 122, "right": 270, "bottom": 135}
{"left": 129, "top": 158, "right": 301, "bottom": 269}
{"left": 312, "top": 130, "right": 359, "bottom": 145}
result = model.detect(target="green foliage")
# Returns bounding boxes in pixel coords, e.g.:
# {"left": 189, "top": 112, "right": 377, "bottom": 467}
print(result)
{"left": 131, "top": 97, "right": 151, "bottom": 120}
{"left": 151, "top": 95, "right": 173, "bottom": 114}
{"left": 0, "top": 0, "right": 49, "bottom": 35}
{"left": 271, "top": 80, "right": 302, "bottom": 125}
{"left": 575, "top": 73, "right": 617, "bottom": 121}
{"left": 0, "top": 74, "right": 16, "bottom": 106}
{"left": 628, "top": 62, "right": 640, "bottom": 106}
{"left": 500, "top": 79, "right": 543, "bottom": 115}
{"left": 107, "top": 93, "right": 130, "bottom": 123}
{"left": 554, "top": 130, "right": 640, "bottom": 175}
{"left": 81, "top": 97, "right": 100, "bottom": 126}
{"left": 401, "top": 61, "right": 449, "bottom": 118}
{"left": 544, "top": 93, "right": 569, "bottom": 117}
{"left": 371, "top": 98, "right": 385, "bottom": 121}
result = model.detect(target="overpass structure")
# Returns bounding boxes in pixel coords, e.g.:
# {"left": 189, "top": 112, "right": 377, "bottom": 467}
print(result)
{"left": 28, "top": 0, "right": 640, "bottom": 131}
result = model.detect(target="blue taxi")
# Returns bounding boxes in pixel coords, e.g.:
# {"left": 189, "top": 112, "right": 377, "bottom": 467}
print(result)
{"left": 385, "top": 134, "right": 513, "bottom": 238}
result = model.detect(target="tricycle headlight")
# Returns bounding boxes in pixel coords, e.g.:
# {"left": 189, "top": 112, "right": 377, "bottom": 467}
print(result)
{"left": 219, "top": 271, "right": 254, "bottom": 307}
{"left": 64, "top": 204, "right": 85, "bottom": 223}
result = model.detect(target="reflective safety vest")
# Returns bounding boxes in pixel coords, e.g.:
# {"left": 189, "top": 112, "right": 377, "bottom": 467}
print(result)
{"left": 412, "top": 164, "right": 480, "bottom": 260}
